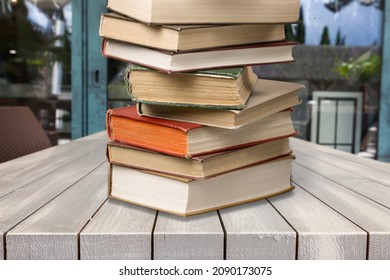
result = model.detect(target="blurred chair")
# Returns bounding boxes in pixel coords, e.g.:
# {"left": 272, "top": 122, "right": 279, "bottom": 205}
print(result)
{"left": 0, "top": 106, "right": 52, "bottom": 163}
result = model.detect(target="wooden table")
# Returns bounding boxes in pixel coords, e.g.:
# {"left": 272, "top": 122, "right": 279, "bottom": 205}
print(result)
{"left": 1, "top": 132, "right": 389, "bottom": 260}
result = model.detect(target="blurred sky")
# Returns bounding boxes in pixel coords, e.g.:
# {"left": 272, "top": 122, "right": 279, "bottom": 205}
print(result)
{"left": 301, "top": 0, "right": 383, "bottom": 46}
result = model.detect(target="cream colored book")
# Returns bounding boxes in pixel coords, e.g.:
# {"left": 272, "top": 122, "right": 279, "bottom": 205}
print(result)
{"left": 138, "top": 79, "right": 304, "bottom": 128}
{"left": 109, "top": 155, "right": 295, "bottom": 216}
{"left": 107, "top": 0, "right": 301, "bottom": 24}
{"left": 107, "top": 137, "right": 292, "bottom": 179}
{"left": 99, "top": 13, "right": 286, "bottom": 52}
{"left": 102, "top": 39, "right": 296, "bottom": 73}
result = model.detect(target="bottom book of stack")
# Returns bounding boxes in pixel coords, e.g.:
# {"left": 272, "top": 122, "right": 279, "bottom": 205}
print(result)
{"left": 108, "top": 154, "right": 294, "bottom": 217}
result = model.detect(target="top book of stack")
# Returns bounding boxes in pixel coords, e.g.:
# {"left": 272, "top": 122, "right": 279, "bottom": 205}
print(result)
{"left": 107, "top": 0, "right": 301, "bottom": 24}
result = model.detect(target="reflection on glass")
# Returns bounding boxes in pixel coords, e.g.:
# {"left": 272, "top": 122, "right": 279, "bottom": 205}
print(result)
{"left": 0, "top": 0, "right": 72, "bottom": 145}
{"left": 255, "top": 0, "right": 383, "bottom": 159}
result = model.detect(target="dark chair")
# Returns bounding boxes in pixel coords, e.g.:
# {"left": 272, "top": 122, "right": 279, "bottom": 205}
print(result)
{"left": 0, "top": 106, "right": 52, "bottom": 163}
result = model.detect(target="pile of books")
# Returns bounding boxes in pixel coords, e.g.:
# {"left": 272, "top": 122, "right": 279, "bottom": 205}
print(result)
{"left": 101, "top": 0, "right": 303, "bottom": 216}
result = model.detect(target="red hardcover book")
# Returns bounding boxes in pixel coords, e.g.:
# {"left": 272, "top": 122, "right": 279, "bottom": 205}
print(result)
{"left": 102, "top": 39, "right": 296, "bottom": 73}
{"left": 106, "top": 106, "right": 296, "bottom": 158}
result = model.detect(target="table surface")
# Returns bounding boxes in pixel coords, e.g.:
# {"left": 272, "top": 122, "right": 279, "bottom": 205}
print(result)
{"left": 1, "top": 132, "right": 389, "bottom": 260}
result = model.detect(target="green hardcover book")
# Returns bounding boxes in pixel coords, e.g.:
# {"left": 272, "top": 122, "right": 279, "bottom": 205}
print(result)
{"left": 125, "top": 65, "right": 258, "bottom": 110}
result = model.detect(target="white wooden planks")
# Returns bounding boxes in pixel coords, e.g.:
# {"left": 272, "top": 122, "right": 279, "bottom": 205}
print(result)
{"left": 220, "top": 200, "right": 296, "bottom": 260}
{"left": 81, "top": 199, "right": 156, "bottom": 260}
{"left": 294, "top": 151, "right": 390, "bottom": 208}
{"left": 291, "top": 138, "right": 390, "bottom": 186}
{"left": 1, "top": 132, "right": 390, "bottom": 260}
{"left": 6, "top": 163, "right": 108, "bottom": 260}
{"left": 268, "top": 186, "right": 367, "bottom": 260}
{"left": 153, "top": 211, "right": 224, "bottom": 260}
{"left": 0, "top": 131, "right": 107, "bottom": 198}
{"left": 290, "top": 137, "right": 390, "bottom": 173}
{"left": 0, "top": 131, "right": 106, "bottom": 178}
{"left": 292, "top": 162, "right": 390, "bottom": 260}
{"left": 0, "top": 148, "right": 106, "bottom": 259}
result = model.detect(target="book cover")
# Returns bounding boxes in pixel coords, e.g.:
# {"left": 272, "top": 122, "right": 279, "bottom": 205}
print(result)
{"left": 106, "top": 106, "right": 297, "bottom": 158}
{"left": 106, "top": 0, "right": 301, "bottom": 24}
{"left": 102, "top": 39, "right": 296, "bottom": 73}
{"left": 126, "top": 65, "right": 257, "bottom": 109}
{"left": 107, "top": 136, "right": 293, "bottom": 179}
{"left": 99, "top": 12, "right": 286, "bottom": 52}
{"left": 137, "top": 79, "right": 304, "bottom": 128}
{"left": 108, "top": 155, "right": 295, "bottom": 216}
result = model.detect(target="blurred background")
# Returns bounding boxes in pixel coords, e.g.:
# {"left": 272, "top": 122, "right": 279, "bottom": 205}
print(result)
{"left": 0, "top": 0, "right": 387, "bottom": 161}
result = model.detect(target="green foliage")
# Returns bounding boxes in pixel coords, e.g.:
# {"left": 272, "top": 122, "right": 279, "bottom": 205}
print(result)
{"left": 333, "top": 50, "right": 381, "bottom": 84}
{"left": 320, "top": 26, "right": 331, "bottom": 45}
{"left": 335, "top": 29, "right": 346, "bottom": 46}
{"left": 285, "top": 6, "right": 305, "bottom": 44}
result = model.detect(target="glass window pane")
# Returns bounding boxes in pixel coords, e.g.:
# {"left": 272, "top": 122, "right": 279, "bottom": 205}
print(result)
{"left": 0, "top": 0, "right": 72, "bottom": 146}
{"left": 255, "top": 0, "right": 383, "bottom": 159}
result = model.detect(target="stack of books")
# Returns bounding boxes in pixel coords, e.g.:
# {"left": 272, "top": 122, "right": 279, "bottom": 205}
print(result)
{"left": 101, "top": 0, "right": 303, "bottom": 216}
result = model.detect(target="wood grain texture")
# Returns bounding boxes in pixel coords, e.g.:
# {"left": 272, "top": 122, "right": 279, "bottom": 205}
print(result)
{"left": 292, "top": 163, "right": 390, "bottom": 260}
{"left": 0, "top": 148, "right": 106, "bottom": 259}
{"left": 219, "top": 200, "right": 296, "bottom": 260}
{"left": 268, "top": 186, "right": 367, "bottom": 260}
{"left": 0, "top": 131, "right": 106, "bottom": 177}
{"left": 0, "top": 131, "right": 107, "bottom": 198}
{"left": 6, "top": 163, "right": 108, "bottom": 260}
{"left": 291, "top": 138, "right": 390, "bottom": 186}
{"left": 291, "top": 137, "right": 390, "bottom": 173}
{"left": 154, "top": 211, "right": 224, "bottom": 260}
{"left": 81, "top": 199, "right": 156, "bottom": 260}
{"left": 294, "top": 151, "right": 390, "bottom": 208}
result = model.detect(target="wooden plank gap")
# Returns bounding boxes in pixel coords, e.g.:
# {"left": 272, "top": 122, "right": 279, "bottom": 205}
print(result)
{"left": 293, "top": 182, "right": 370, "bottom": 237}
{"left": 217, "top": 210, "right": 227, "bottom": 260}
{"left": 291, "top": 181, "right": 371, "bottom": 260}
{"left": 266, "top": 198, "right": 299, "bottom": 260}
{"left": 4, "top": 160, "right": 107, "bottom": 252}
{"left": 2, "top": 233, "right": 5, "bottom": 260}
{"left": 151, "top": 211, "right": 159, "bottom": 260}
{"left": 76, "top": 197, "right": 110, "bottom": 260}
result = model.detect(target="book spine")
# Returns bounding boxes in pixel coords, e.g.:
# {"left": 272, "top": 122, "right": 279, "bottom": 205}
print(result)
{"left": 124, "top": 65, "right": 139, "bottom": 102}
{"left": 106, "top": 109, "right": 115, "bottom": 140}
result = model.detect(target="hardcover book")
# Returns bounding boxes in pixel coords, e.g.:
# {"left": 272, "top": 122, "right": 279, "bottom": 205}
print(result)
{"left": 102, "top": 39, "right": 296, "bottom": 73}
{"left": 99, "top": 13, "right": 286, "bottom": 52}
{"left": 106, "top": 0, "right": 300, "bottom": 24}
{"left": 138, "top": 78, "right": 303, "bottom": 128}
{"left": 127, "top": 66, "right": 258, "bottom": 110}
{"left": 106, "top": 106, "right": 296, "bottom": 158}
{"left": 109, "top": 155, "right": 295, "bottom": 216}
{"left": 107, "top": 137, "right": 292, "bottom": 179}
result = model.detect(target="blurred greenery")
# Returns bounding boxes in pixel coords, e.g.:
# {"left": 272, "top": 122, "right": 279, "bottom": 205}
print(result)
{"left": 332, "top": 49, "right": 381, "bottom": 84}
